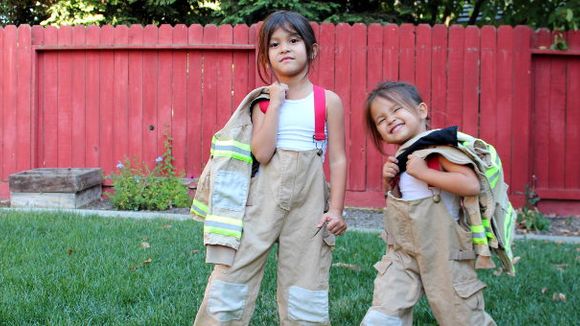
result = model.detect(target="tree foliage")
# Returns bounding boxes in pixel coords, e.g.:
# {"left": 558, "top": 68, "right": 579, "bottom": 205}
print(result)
{"left": 1, "top": 0, "right": 577, "bottom": 34}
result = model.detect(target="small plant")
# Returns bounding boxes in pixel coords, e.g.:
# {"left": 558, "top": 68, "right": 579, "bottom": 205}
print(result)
{"left": 516, "top": 182, "right": 550, "bottom": 232}
{"left": 109, "top": 135, "right": 191, "bottom": 211}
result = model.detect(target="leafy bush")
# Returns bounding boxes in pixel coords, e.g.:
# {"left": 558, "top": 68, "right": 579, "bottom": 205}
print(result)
{"left": 516, "top": 184, "right": 550, "bottom": 232}
{"left": 109, "top": 136, "right": 191, "bottom": 211}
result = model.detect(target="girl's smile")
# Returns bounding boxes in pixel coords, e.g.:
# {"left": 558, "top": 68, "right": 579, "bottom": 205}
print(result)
{"left": 370, "top": 96, "right": 428, "bottom": 145}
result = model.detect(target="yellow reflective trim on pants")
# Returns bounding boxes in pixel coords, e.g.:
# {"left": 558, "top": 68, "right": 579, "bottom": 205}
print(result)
{"left": 204, "top": 225, "right": 242, "bottom": 238}
{"left": 206, "top": 214, "right": 243, "bottom": 227}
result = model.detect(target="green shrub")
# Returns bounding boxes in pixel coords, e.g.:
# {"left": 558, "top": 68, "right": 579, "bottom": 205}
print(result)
{"left": 109, "top": 136, "right": 191, "bottom": 211}
{"left": 516, "top": 184, "right": 550, "bottom": 232}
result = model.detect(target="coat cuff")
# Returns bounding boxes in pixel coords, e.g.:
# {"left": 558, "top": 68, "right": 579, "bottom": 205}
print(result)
{"left": 205, "top": 245, "right": 236, "bottom": 266}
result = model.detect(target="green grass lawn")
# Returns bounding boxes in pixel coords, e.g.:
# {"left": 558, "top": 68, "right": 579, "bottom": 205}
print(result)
{"left": 0, "top": 211, "right": 578, "bottom": 325}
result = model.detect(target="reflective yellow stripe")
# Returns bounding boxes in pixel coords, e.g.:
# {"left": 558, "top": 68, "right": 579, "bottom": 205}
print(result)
{"left": 204, "top": 225, "right": 242, "bottom": 238}
{"left": 190, "top": 199, "right": 208, "bottom": 217}
{"left": 212, "top": 137, "right": 251, "bottom": 151}
{"left": 210, "top": 149, "right": 253, "bottom": 163}
{"left": 472, "top": 237, "right": 488, "bottom": 245}
{"left": 206, "top": 214, "right": 243, "bottom": 227}
{"left": 482, "top": 218, "right": 496, "bottom": 239}
{"left": 504, "top": 204, "right": 515, "bottom": 257}
{"left": 470, "top": 225, "right": 485, "bottom": 233}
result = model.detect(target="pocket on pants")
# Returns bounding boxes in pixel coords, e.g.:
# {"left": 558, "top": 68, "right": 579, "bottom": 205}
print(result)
{"left": 207, "top": 280, "right": 249, "bottom": 321}
{"left": 453, "top": 278, "right": 486, "bottom": 311}
{"left": 288, "top": 286, "right": 329, "bottom": 323}
{"left": 373, "top": 256, "right": 393, "bottom": 275}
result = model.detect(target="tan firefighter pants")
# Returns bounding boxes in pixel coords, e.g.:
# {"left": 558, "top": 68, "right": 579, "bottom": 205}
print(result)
{"left": 361, "top": 193, "right": 496, "bottom": 326}
{"left": 194, "top": 149, "right": 334, "bottom": 326}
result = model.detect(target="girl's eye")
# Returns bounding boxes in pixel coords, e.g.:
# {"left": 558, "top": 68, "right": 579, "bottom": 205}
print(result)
{"left": 393, "top": 107, "right": 402, "bottom": 112}
{"left": 290, "top": 38, "right": 299, "bottom": 44}
{"left": 376, "top": 118, "right": 385, "bottom": 125}
{"left": 269, "top": 42, "right": 279, "bottom": 48}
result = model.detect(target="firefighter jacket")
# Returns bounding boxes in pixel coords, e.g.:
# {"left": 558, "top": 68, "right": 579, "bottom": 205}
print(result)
{"left": 395, "top": 128, "right": 516, "bottom": 273}
{"left": 190, "top": 86, "right": 269, "bottom": 266}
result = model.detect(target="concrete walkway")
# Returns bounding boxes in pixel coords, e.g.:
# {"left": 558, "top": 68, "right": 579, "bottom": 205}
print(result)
{"left": 2, "top": 206, "right": 580, "bottom": 244}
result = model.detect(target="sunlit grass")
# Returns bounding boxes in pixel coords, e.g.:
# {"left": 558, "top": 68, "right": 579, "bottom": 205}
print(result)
{"left": 0, "top": 211, "right": 577, "bottom": 325}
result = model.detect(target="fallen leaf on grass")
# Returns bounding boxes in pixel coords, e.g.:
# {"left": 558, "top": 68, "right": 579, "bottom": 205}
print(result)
{"left": 554, "top": 264, "right": 568, "bottom": 272}
{"left": 143, "top": 257, "right": 152, "bottom": 265}
{"left": 512, "top": 256, "right": 521, "bottom": 265}
{"left": 191, "top": 249, "right": 200, "bottom": 254}
{"left": 332, "top": 262, "right": 361, "bottom": 272}
{"left": 552, "top": 293, "right": 567, "bottom": 302}
{"left": 162, "top": 224, "right": 172, "bottom": 229}
{"left": 140, "top": 241, "right": 151, "bottom": 249}
{"left": 541, "top": 287, "right": 548, "bottom": 294}
{"left": 493, "top": 268, "right": 503, "bottom": 276}
{"left": 67, "top": 248, "right": 74, "bottom": 256}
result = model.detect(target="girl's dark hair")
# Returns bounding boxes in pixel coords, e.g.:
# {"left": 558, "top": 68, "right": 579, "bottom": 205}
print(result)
{"left": 257, "top": 11, "right": 317, "bottom": 83}
{"left": 364, "top": 81, "right": 426, "bottom": 154}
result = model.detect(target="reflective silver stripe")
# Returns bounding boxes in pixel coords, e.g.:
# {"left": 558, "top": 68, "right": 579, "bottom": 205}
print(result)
{"left": 204, "top": 221, "right": 243, "bottom": 232}
{"left": 211, "top": 143, "right": 252, "bottom": 157}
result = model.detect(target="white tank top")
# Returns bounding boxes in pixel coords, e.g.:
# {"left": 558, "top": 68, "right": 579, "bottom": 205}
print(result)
{"left": 399, "top": 172, "right": 461, "bottom": 220}
{"left": 276, "top": 91, "right": 328, "bottom": 155}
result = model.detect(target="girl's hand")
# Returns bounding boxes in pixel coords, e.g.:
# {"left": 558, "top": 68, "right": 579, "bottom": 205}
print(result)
{"left": 406, "top": 154, "right": 429, "bottom": 180}
{"left": 268, "top": 82, "right": 288, "bottom": 107}
{"left": 316, "top": 209, "right": 347, "bottom": 236}
{"left": 383, "top": 156, "right": 399, "bottom": 191}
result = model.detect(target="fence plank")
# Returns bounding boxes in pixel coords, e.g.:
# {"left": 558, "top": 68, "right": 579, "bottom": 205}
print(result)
{"left": 142, "top": 25, "right": 159, "bottom": 173}
{"left": 565, "top": 57, "right": 580, "bottom": 189}
{"left": 16, "top": 25, "right": 32, "bottom": 173}
{"left": 113, "top": 25, "right": 129, "bottom": 168}
{"left": 57, "top": 26, "right": 73, "bottom": 168}
{"left": 128, "top": 25, "right": 144, "bottom": 162}
{"left": 0, "top": 28, "right": 4, "bottom": 179}
{"left": 32, "top": 26, "right": 44, "bottom": 169}
{"left": 85, "top": 26, "right": 100, "bottom": 168}
{"left": 496, "top": 26, "right": 514, "bottom": 186}
{"left": 447, "top": 25, "right": 464, "bottom": 129}
{"left": 318, "top": 23, "right": 335, "bottom": 91}
{"left": 233, "top": 25, "right": 250, "bottom": 112}
{"left": 172, "top": 24, "right": 188, "bottom": 174}
{"left": 334, "top": 23, "right": 352, "bottom": 187}
{"left": 462, "top": 26, "right": 479, "bottom": 136}
{"left": 415, "top": 24, "right": 431, "bottom": 107}
{"left": 511, "top": 26, "right": 532, "bottom": 204}
{"left": 202, "top": 25, "right": 218, "bottom": 164}
{"left": 399, "top": 24, "right": 414, "bottom": 83}
{"left": 480, "top": 26, "right": 497, "bottom": 144}
{"left": 216, "top": 24, "right": 233, "bottom": 124}
{"left": 3, "top": 26, "right": 18, "bottom": 178}
{"left": 431, "top": 25, "right": 447, "bottom": 129}
{"left": 382, "top": 24, "right": 399, "bottom": 157}
{"left": 366, "top": 24, "right": 383, "bottom": 190}
{"left": 157, "top": 25, "right": 173, "bottom": 159}
{"left": 309, "top": 22, "right": 320, "bottom": 85}
{"left": 186, "top": 25, "right": 204, "bottom": 177}
{"left": 99, "top": 26, "right": 115, "bottom": 174}
{"left": 42, "top": 27, "right": 59, "bottom": 168}
{"left": 548, "top": 57, "right": 567, "bottom": 189}
{"left": 349, "top": 23, "right": 367, "bottom": 191}
{"left": 366, "top": 23, "right": 383, "bottom": 192}
{"left": 71, "top": 26, "right": 86, "bottom": 168}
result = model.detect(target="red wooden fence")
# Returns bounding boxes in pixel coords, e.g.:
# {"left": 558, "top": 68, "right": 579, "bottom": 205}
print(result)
{"left": 0, "top": 23, "right": 579, "bottom": 214}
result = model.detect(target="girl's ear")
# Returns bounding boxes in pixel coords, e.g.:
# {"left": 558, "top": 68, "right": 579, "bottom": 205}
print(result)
{"left": 311, "top": 43, "right": 319, "bottom": 60}
{"left": 417, "top": 102, "right": 429, "bottom": 120}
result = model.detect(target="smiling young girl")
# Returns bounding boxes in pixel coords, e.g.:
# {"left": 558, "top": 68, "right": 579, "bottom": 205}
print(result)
{"left": 360, "top": 81, "right": 496, "bottom": 326}
{"left": 193, "top": 11, "right": 347, "bottom": 326}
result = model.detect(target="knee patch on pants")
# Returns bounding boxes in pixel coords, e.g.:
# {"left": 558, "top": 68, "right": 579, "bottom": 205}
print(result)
{"left": 288, "top": 286, "right": 329, "bottom": 323}
{"left": 361, "top": 310, "right": 403, "bottom": 326}
{"left": 207, "top": 280, "right": 249, "bottom": 321}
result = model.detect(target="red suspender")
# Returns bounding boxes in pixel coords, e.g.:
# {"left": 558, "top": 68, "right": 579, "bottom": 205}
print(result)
{"left": 313, "top": 85, "right": 326, "bottom": 141}
{"left": 258, "top": 85, "right": 326, "bottom": 141}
